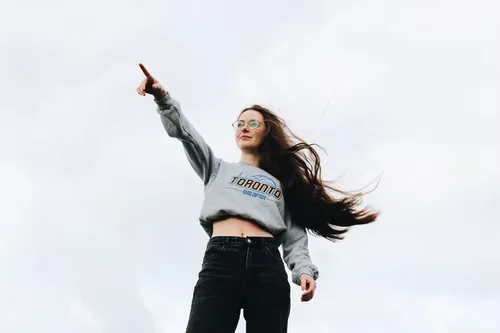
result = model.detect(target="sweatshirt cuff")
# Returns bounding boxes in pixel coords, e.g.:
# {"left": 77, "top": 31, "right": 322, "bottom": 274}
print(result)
{"left": 292, "top": 265, "right": 319, "bottom": 286}
{"left": 154, "top": 93, "right": 172, "bottom": 108}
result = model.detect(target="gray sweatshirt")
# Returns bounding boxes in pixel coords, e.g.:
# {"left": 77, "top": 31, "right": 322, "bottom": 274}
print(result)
{"left": 154, "top": 94, "right": 319, "bottom": 285}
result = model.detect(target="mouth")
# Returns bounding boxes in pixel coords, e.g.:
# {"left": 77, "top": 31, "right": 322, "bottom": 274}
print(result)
{"left": 239, "top": 135, "right": 251, "bottom": 140}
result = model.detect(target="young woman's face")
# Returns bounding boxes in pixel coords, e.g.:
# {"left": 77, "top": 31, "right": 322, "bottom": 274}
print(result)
{"left": 234, "top": 110, "right": 267, "bottom": 151}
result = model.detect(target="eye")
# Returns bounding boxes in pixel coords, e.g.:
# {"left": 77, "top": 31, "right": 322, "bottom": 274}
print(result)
{"left": 232, "top": 120, "right": 244, "bottom": 130}
{"left": 249, "top": 120, "right": 259, "bottom": 129}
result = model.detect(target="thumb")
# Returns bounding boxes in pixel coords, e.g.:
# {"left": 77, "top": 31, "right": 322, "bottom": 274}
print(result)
{"left": 300, "top": 277, "right": 307, "bottom": 291}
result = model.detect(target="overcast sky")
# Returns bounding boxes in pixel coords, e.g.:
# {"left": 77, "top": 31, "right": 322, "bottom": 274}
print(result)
{"left": 1, "top": 0, "right": 499, "bottom": 332}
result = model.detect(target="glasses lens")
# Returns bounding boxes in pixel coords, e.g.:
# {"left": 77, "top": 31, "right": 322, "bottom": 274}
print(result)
{"left": 232, "top": 120, "right": 243, "bottom": 130}
{"left": 249, "top": 120, "right": 259, "bottom": 129}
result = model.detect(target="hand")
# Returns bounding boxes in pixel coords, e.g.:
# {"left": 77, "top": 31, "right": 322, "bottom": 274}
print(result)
{"left": 300, "top": 274, "right": 316, "bottom": 302}
{"left": 136, "top": 63, "right": 168, "bottom": 100}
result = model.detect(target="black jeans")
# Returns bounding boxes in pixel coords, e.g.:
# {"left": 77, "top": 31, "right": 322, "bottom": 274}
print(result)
{"left": 185, "top": 236, "right": 291, "bottom": 333}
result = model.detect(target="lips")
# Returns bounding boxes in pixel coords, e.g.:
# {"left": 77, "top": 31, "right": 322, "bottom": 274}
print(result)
{"left": 240, "top": 135, "right": 251, "bottom": 140}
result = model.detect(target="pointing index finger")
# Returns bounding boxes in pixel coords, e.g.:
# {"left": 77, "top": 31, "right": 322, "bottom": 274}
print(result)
{"left": 139, "top": 63, "right": 152, "bottom": 77}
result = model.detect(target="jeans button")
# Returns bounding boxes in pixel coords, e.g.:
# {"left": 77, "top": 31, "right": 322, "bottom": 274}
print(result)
{"left": 247, "top": 238, "right": 251, "bottom": 243}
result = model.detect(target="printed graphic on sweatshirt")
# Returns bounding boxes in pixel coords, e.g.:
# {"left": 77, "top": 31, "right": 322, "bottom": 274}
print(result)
{"left": 225, "top": 172, "right": 283, "bottom": 202}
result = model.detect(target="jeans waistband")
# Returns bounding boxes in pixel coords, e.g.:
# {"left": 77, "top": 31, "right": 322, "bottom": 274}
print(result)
{"left": 208, "top": 236, "right": 278, "bottom": 248}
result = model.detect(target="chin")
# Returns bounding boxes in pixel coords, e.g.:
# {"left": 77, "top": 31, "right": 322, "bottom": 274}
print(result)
{"left": 239, "top": 143, "right": 258, "bottom": 151}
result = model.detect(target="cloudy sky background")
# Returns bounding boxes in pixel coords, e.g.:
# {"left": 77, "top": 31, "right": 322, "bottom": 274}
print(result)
{"left": 1, "top": 0, "right": 499, "bottom": 332}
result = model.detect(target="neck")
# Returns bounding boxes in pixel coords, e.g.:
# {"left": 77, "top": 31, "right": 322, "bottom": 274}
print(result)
{"left": 240, "top": 152, "right": 260, "bottom": 167}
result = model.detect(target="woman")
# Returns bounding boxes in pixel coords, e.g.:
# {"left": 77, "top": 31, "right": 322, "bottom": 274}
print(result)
{"left": 136, "top": 63, "right": 379, "bottom": 333}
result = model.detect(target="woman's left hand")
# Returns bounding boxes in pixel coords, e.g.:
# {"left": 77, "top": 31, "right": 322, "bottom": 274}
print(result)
{"left": 300, "top": 274, "right": 316, "bottom": 302}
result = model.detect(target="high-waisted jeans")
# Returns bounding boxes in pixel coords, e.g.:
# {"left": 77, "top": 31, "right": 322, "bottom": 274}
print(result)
{"left": 185, "top": 236, "right": 291, "bottom": 333}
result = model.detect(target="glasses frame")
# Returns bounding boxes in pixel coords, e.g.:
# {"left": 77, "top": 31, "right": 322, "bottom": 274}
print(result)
{"left": 231, "top": 119, "right": 265, "bottom": 131}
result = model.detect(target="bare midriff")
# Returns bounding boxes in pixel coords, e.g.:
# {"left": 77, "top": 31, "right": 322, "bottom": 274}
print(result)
{"left": 212, "top": 217, "right": 274, "bottom": 238}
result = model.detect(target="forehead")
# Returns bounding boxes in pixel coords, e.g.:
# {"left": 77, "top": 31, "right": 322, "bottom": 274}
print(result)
{"left": 239, "top": 109, "right": 263, "bottom": 121}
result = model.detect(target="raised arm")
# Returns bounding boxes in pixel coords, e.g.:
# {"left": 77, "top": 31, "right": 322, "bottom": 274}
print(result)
{"left": 137, "top": 64, "right": 220, "bottom": 184}
{"left": 155, "top": 94, "right": 220, "bottom": 184}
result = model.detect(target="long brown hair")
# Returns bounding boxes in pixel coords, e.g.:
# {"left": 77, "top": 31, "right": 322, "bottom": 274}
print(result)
{"left": 240, "top": 105, "right": 379, "bottom": 242}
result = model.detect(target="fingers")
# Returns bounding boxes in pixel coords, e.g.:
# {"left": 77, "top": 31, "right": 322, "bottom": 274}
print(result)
{"left": 301, "top": 287, "right": 315, "bottom": 302}
{"left": 301, "top": 291, "right": 314, "bottom": 302}
{"left": 136, "top": 64, "right": 165, "bottom": 97}
{"left": 300, "top": 278, "right": 317, "bottom": 302}
{"left": 139, "top": 63, "right": 152, "bottom": 78}
{"left": 301, "top": 284, "right": 314, "bottom": 297}
{"left": 136, "top": 82, "right": 146, "bottom": 96}
{"left": 136, "top": 78, "right": 152, "bottom": 96}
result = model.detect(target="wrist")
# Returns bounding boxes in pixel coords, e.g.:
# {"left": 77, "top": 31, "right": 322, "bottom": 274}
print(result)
{"left": 154, "top": 90, "right": 168, "bottom": 101}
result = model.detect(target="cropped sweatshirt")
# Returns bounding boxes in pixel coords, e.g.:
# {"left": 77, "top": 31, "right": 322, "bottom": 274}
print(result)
{"left": 154, "top": 94, "right": 319, "bottom": 285}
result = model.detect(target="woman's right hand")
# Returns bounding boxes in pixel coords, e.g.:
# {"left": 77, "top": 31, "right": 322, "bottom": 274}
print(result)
{"left": 136, "top": 63, "right": 168, "bottom": 100}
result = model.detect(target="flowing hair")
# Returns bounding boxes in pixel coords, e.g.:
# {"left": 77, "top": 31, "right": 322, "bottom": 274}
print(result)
{"left": 239, "top": 105, "right": 379, "bottom": 242}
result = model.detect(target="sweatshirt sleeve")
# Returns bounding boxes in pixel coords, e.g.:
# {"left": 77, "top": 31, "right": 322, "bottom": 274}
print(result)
{"left": 154, "top": 93, "right": 221, "bottom": 185}
{"left": 281, "top": 208, "right": 319, "bottom": 286}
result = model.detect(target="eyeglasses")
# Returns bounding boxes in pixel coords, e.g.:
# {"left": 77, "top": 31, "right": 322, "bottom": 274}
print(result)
{"left": 232, "top": 119, "right": 264, "bottom": 131}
